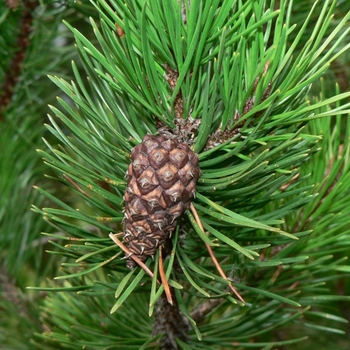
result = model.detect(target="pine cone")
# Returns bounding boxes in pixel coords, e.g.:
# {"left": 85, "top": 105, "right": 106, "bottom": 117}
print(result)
{"left": 123, "top": 134, "right": 200, "bottom": 269}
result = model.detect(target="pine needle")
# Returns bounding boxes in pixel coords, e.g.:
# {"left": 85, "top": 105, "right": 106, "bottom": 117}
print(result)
{"left": 159, "top": 245, "right": 173, "bottom": 305}
{"left": 190, "top": 203, "right": 245, "bottom": 304}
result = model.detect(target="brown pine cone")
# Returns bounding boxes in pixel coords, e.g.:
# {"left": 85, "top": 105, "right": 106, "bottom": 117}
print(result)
{"left": 123, "top": 134, "right": 200, "bottom": 269}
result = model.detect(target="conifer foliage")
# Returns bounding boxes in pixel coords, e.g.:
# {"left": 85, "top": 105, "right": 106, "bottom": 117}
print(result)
{"left": 1, "top": 0, "right": 350, "bottom": 349}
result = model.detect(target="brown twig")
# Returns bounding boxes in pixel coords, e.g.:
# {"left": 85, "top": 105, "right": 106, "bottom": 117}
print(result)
{"left": 63, "top": 174, "right": 91, "bottom": 197}
{"left": 205, "top": 62, "right": 272, "bottom": 150}
{"left": 152, "top": 292, "right": 189, "bottom": 350}
{"left": 280, "top": 173, "right": 300, "bottom": 192}
{"left": 0, "top": 0, "right": 39, "bottom": 119}
{"left": 190, "top": 203, "right": 245, "bottom": 303}
{"left": 159, "top": 245, "right": 173, "bottom": 305}
{"left": 109, "top": 233, "right": 156, "bottom": 280}
{"left": 190, "top": 297, "right": 225, "bottom": 323}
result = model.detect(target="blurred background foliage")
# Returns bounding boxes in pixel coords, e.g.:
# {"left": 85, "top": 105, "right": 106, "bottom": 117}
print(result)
{"left": 1, "top": 0, "right": 350, "bottom": 349}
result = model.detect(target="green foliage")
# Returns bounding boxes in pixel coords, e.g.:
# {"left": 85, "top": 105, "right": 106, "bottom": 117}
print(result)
{"left": 0, "top": 0, "right": 101, "bottom": 349}
{"left": 1, "top": 0, "right": 350, "bottom": 349}
{"left": 0, "top": 1, "right": 67, "bottom": 282}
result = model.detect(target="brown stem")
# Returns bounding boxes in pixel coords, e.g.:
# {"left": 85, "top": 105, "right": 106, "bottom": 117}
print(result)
{"left": 63, "top": 174, "right": 91, "bottom": 197}
{"left": 159, "top": 245, "right": 173, "bottom": 305}
{"left": 0, "top": 0, "right": 38, "bottom": 119}
{"left": 152, "top": 290, "right": 189, "bottom": 350}
{"left": 109, "top": 233, "right": 157, "bottom": 280}
{"left": 190, "top": 203, "right": 245, "bottom": 303}
{"left": 190, "top": 297, "right": 225, "bottom": 323}
{"left": 205, "top": 62, "right": 272, "bottom": 150}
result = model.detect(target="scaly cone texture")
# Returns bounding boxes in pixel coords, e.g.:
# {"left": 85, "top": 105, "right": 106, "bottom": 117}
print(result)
{"left": 123, "top": 134, "right": 200, "bottom": 269}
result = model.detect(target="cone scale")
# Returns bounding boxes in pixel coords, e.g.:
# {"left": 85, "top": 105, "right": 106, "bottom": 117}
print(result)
{"left": 123, "top": 134, "right": 200, "bottom": 269}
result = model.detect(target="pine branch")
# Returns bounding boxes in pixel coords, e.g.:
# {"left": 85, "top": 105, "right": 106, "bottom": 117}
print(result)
{"left": 25, "top": 0, "right": 350, "bottom": 349}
